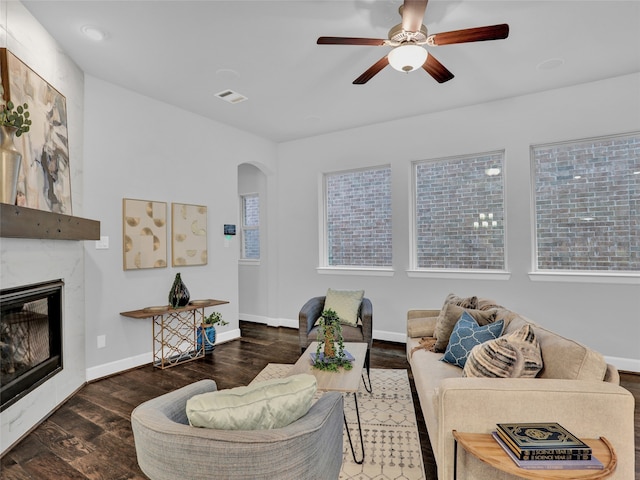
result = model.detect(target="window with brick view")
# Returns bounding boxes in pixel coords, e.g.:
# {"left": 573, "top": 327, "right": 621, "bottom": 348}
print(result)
{"left": 414, "top": 152, "right": 506, "bottom": 270}
{"left": 532, "top": 132, "right": 640, "bottom": 272}
{"left": 241, "top": 194, "right": 259, "bottom": 260}
{"left": 324, "top": 166, "right": 392, "bottom": 267}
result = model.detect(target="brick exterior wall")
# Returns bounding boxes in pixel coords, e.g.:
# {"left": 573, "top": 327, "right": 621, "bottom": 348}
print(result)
{"left": 415, "top": 152, "right": 505, "bottom": 269}
{"left": 326, "top": 166, "right": 392, "bottom": 267}
{"left": 533, "top": 133, "right": 640, "bottom": 271}
{"left": 242, "top": 195, "right": 259, "bottom": 259}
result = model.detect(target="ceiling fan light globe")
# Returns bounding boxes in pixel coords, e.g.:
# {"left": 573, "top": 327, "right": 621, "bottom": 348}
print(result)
{"left": 388, "top": 44, "right": 428, "bottom": 73}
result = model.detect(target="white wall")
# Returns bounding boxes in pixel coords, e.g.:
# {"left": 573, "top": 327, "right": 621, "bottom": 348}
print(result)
{"left": 0, "top": 1, "right": 87, "bottom": 453}
{"left": 82, "top": 76, "right": 278, "bottom": 379}
{"left": 274, "top": 73, "right": 640, "bottom": 371}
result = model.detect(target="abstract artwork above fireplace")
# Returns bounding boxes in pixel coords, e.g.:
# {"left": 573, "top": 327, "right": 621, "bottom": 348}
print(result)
{"left": 0, "top": 48, "right": 72, "bottom": 214}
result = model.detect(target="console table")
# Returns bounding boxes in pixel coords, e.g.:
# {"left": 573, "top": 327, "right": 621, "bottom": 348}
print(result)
{"left": 120, "top": 299, "right": 229, "bottom": 369}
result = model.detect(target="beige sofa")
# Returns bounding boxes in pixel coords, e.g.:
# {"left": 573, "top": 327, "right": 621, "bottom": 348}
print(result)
{"left": 406, "top": 298, "right": 635, "bottom": 480}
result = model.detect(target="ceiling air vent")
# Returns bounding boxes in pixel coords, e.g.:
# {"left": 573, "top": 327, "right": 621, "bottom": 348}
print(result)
{"left": 215, "top": 89, "right": 248, "bottom": 104}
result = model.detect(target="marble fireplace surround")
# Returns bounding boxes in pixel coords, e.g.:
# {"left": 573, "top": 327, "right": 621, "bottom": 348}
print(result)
{"left": 0, "top": 207, "right": 100, "bottom": 454}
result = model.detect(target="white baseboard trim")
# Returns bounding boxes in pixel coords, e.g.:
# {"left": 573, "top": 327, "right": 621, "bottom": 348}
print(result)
{"left": 85, "top": 329, "right": 241, "bottom": 381}
{"left": 372, "top": 329, "right": 407, "bottom": 344}
{"left": 604, "top": 355, "right": 640, "bottom": 374}
{"left": 240, "top": 313, "right": 298, "bottom": 329}
{"left": 240, "top": 315, "right": 407, "bottom": 344}
{"left": 86, "top": 352, "right": 151, "bottom": 381}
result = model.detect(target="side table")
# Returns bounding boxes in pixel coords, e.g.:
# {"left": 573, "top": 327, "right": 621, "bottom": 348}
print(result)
{"left": 452, "top": 431, "right": 617, "bottom": 480}
{"left": 120, "top": 299, "right": 228, "bottom": 369}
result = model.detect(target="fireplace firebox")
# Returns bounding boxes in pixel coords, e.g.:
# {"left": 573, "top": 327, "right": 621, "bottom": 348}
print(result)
{"left": 0, "top": 280, "right": 63, "bottom": 411}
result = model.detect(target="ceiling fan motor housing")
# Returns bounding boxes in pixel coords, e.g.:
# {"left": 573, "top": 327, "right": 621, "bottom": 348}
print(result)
{"left": 388, "top": 23, "right": 429, "bottom": 45}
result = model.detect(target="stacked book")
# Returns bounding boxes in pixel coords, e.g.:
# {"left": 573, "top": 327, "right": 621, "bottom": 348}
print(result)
{"left": 492, "top": 422, "right": 603, "bottom": 470}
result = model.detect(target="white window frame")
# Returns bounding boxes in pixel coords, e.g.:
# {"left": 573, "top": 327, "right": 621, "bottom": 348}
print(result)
{"left": 408, "top": 151, "right": 510, "bottom": 280}
{"left": 240, "top": 193, "right": 260, "bottom": 262}
{"left": 529, "top": 132, "right": 640, "bottom": 285}
{"left": 317, "top": 165, "right": 394, "bottom": 276}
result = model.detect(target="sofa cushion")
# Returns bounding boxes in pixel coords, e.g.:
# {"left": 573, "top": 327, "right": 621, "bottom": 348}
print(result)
{"left": 443, "top": 293, "right": 478, "bottom": 310}
{"left": 433, "top": 304, "right": 498, "bottom": 352}
{"left": 323, "top": 288, "right": 364, "bottom": 326}
{"left": 462, "top": 324, "right": 543, "bottom": 378}
{"left": 186, "top": 374, "right": 317, "bottom": 430}
{"left": 408, "top": 315, "right": 438, "bottom": 338}
{"left": 501, "top": 315, "right": 607, "bottom": 381}
{"left": 441, "top": 312, "right": 505, "bottom": 368}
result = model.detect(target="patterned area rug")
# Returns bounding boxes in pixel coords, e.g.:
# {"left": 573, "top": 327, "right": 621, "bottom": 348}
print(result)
{"left": 252, "top": 364, "right": 426, "bottom": 480}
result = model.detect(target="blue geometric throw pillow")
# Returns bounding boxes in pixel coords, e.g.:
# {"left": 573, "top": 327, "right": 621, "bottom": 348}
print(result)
{"left": 441, "top": 311, "right": 504, "bottom": 368}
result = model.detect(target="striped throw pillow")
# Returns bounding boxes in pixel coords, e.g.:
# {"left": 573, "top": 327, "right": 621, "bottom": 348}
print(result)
{"left": 462, "top": 324, "right": 543, "bottom": 378}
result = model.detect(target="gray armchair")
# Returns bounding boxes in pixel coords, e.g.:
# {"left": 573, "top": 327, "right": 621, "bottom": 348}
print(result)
{"left": 299, "top": 296, "right": 373, "bottom": 375}
{"left": 131, "top": 379, "right": 344, "bottom": 480}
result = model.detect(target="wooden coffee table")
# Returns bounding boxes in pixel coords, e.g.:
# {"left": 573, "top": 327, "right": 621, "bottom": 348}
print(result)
{"left": 452, "top": 431, "right": 617, "bottom": 479}
{"left": 289, "top": 341, "right": 371, "bottom": 464}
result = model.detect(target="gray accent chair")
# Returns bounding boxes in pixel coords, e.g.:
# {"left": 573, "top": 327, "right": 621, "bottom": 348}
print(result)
{"left": 131, "top": 379, "right": 344, "bottom": 480}
{"left": 299, "top": 296, "right": 373, "bottom": 375}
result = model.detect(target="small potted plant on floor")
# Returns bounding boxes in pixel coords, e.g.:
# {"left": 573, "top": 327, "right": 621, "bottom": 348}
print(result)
{"left": 197, "top": 311, "right": 228, "bottom": 353}
{"left": 313, "top": 309, "right": 352, "bottom": 371}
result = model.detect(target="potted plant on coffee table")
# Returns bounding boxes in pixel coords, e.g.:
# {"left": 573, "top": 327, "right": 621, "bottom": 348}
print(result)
{"left": 313, "top": 309, "right": 353, "bottom": 372}
{"left": 197, "top": 311, "right": 228, "bottom": 353}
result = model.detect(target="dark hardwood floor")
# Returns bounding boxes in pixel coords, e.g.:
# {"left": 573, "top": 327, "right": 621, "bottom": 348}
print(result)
{"left": 1, "top": 322, "right": 638, "bottom": 479}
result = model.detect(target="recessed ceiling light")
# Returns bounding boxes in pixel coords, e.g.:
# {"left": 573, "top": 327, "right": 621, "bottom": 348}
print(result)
{"left": 536, "top": 58, "right": 565, "bottom": 70}
{"left": 81, "top": 25, "right": 106, "bottom": 41}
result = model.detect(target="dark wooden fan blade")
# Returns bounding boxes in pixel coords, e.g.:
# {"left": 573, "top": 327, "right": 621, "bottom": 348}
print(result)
{"left": 353, "top": 56, "right": 390, "bottom": 84}
{"left": 317, "top": 37, "right": 386, "bottom": 46}
{"left": 402, "top": 0, "right": 429, "bottom": 33}
{"left": 427, "top": 24, "right": 509, "bottom": 46}
{"left": 422, "top": 54, "right": 454, "bottom": 83}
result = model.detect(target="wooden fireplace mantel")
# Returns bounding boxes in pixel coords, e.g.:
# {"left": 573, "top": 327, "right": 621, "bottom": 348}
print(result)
{"left": 0, "top": 203, "right": 100, "bottom": 241}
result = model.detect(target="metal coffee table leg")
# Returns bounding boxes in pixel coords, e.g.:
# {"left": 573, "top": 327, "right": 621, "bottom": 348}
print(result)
{"left": 344, "top": 392, "right": 365, "bottom": 464}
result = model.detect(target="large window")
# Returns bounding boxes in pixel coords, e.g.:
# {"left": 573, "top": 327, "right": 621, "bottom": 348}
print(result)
{"left": 413, "top": 152, "right": 506, "bottom": 270}
{"left": 532, "top": 132, "right": 640, "bottom": 272}
{"left": 323, "top": 166, "right": 392, "bottom": 267}
{"left": 241, "top": 194, "right": 259, "bottom": 260}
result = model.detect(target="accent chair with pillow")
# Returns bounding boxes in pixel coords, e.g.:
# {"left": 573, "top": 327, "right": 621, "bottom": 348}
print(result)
{"left": 131, "top": 378, "right": 344, "bottom": 480}
{"left": 298, "top": 289, "right": 373, "bottom": 374}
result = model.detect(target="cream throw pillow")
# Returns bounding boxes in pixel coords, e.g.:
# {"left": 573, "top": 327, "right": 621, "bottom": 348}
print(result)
{"left": 186, "top": 374, "right": 317, "bottom": 430}
{"left": 324, "top": 288, "right": 364, "bottom": 326}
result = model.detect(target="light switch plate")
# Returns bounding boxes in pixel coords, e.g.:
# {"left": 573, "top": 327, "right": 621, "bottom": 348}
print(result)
{"left": 95, "top": 236, "right": 109, "bottom": 249}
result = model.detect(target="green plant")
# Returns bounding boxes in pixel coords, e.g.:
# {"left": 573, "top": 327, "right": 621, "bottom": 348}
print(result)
{"left": 313, "top": 309, "right": 352, "bottom": 372}
{"left": 0, "top": 86, "right": 31, "bottom": 137}
{"left": 203, "top": 311, "right": 228, "bottom": 327}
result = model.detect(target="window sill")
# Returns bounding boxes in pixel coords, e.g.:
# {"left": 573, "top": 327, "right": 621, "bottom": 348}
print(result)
{"left": 407, "top": 269, "right": 511, "bottom": 280}
{"left": 239, "top": 259, "right": 261, "bottom": 266}
{"left": 529, "top": 271, "right": 640, "bottom": 285}
{"left": 316, "top": 267, "right": 395, "bottom": 277}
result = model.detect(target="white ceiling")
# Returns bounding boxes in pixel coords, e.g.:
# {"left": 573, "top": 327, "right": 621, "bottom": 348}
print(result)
{"left": 20, "top": 0, "right": 640, "bottom": 143}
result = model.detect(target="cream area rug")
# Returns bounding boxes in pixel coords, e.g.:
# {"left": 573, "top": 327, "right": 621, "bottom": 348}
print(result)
{"left": 252, "top": 364, "right": 426, "bottom": 480}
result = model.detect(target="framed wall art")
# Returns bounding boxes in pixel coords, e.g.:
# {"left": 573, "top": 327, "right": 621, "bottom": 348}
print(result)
{"left": 171, "top": 203, "right": 208, "bottom": 266}
{"left": 0, "top": 48, "right": 72, "bottom": 213}
{"left": 122, "top": 199, "right": 167, "bottom": 270}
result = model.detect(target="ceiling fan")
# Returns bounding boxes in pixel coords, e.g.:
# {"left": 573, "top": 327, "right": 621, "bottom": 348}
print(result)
{"left": 317, "top": 0, "right": 509, "bottom": 84}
